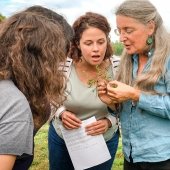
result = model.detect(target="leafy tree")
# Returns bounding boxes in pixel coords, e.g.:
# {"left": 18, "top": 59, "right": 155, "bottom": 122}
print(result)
{"left": 0, "top": 13, "right": 6, "bottom": 22}
{"left": 112, "top": 41, "right": 124, "bottom": 56}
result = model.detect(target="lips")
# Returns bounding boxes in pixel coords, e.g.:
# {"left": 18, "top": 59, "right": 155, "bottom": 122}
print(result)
{"left": 91, "top": 55, "right": 101, "bottom": 62}
{"left": 92, "top": 55, "right": 100, "bottom": 58}
{"left": 124, "top": 44, "right": 131, "bottom": 50}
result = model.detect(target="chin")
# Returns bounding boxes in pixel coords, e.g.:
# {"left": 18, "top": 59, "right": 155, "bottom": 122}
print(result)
{"left": 126, "top": 49, "right": 135, "bottom": 55}
{"left": 92, "top": 61, "right": 102, "bottom": 65}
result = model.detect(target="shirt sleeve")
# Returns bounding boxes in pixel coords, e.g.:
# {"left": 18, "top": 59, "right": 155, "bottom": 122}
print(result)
{"left": 0, "top": 81, "right": 34, "bottom": 156}
{"left": 138, "top": 69, "right": 170, "bottom": 119}
{"left": 0, "top": 121, "right": 33, "bottom": 156}
{"left": 106, "top": 107, "right": 118, "bottom": 128}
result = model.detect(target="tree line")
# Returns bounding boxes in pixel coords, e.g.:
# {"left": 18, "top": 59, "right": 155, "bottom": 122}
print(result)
{"left": 0, "top": 13, "right": 5, "bottom": 22}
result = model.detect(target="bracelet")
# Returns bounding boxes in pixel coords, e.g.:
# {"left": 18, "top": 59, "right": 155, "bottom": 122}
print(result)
{"left": 55, "top": 105, "right": 66, "bottom": 119}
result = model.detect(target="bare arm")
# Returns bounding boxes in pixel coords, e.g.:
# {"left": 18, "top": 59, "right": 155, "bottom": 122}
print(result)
{"left": 0, "top": 155, "right": 16, "bottom": 170}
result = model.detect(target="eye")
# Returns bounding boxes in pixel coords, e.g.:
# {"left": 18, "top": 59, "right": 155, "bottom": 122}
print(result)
{"left": 114, "top": 27, "right": 135, "bottom": 36}
{"left": 84, "top": 41, "right": 92, "bottom": 46}
{"left": 98, "top": 40, "right": 105, "bottom": 45}
{"left": 125, "top": 28, "right": 135, "bottom": 34}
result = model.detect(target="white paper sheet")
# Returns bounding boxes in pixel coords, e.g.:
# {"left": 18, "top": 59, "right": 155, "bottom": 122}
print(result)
{"left": 60, "top": 116, "right": 111, "bottom": 170}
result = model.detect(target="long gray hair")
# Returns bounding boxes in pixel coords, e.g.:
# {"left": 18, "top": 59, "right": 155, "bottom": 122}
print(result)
{"left": 116, "top": 0, "right": 170, "bottom": 92}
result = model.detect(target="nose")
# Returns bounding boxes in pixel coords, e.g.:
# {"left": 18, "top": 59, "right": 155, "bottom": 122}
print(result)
{"left": 119, "top": 33, "right": 127, "bottom": 43}
{"left": 92, "top": 43, "right": 99, "bottom": 51}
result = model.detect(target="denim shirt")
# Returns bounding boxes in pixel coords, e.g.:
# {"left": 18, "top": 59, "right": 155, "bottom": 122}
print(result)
{"left": 120, "top": 54, "right": 170, "bottom": 163}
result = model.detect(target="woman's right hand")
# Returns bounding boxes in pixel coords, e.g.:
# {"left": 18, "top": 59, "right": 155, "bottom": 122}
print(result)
{"left": 107, "top": 80, "right": 140, "bottom": 103}
{"left": 61, "top": 111, "right": 82, "bottom": 130}
{"left": 97, "top": 80, "right": 116, "bottom": 105}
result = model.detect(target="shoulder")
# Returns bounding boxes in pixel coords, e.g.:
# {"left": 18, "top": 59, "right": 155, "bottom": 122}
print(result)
{"left": 0, "top": 80, "right": 32, "bottom": 123}
{"left": 110, "top": 55, "right": 120, "bottom": 69}
{"left": 0, "top": 80, "right": 22, "bottom": 95}
{"left": 163, "top": 55, "right": 170, "bottom": 76}
{"left": 0, "top": 80, "right": 30, "bottom": 106}
{"left": 59, "top": 57, "right": 73, "bottom": 78}
{"left": 59, "top": 57, "right": 72, "bottom": 70}
{"left": 110, "top": 55, "right": 120, "bottom": 66}
{"left": 0, "top": 80, "right": 33, "bottom": 156}
{"left": 166, "top": 55, "right": 170, "bottom": 69}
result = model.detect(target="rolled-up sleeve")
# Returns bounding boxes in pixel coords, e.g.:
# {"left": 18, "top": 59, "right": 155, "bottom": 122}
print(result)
{"left": 138, "top": 92, "right": 170, "bottom": 119}
{"left": 138, "top": 68, "right": 170, "bottom": 119}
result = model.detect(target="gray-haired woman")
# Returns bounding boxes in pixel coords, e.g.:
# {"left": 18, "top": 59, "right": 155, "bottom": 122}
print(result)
{"left": 98, "top": 0, "right": 170, "bottom": 170}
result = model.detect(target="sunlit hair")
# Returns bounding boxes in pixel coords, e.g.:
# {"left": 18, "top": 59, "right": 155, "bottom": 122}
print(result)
{"left": 115, "top": 0, "right": 170, "bottom": 93}
{"left": 70, "top": 12, "right": 113, "bottom": 61}
{"left": 0, "top": 12, "right": 67, "bottom": 127}
{"left": 24, "top": 5, "right": 74, "bottom": 54}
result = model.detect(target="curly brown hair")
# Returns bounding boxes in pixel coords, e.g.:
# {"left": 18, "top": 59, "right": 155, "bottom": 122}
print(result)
{"left": 0, "top": 12, "right": 66, "bottom": 128}
{"left": 70, "top": 12, "right": 113, "bottom": 61}
{"left": 24, "top": 5, "right": 74, "bottom": 55}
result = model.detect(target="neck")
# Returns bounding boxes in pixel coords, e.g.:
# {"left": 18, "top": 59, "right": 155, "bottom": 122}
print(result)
{"left": 74, "top": 59, "right": 110, "bottom": 87}
{"left": 76, "top": 59, "right": 108, "bottom": 72}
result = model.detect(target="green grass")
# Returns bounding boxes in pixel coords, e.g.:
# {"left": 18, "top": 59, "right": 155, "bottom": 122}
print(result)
{"left": 30, "top": 124, "right": 123, "bottom": 170}
{"left": 112, "top": 135, "right": 124, "bottom": 170}
{"left": 29, "top": 124, "right": 49, "bottom": 170}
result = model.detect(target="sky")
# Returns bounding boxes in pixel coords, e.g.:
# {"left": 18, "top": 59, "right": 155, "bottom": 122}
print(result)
{"left": 1, "top": 0, "right": 170, "bottom": 41}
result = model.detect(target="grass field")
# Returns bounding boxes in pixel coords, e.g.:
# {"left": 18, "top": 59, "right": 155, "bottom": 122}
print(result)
{"left": 30, "top": 124, "right": 123, "bottom": 170}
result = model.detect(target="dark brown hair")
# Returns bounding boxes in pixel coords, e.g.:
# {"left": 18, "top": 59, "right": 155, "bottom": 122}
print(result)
{"left": 70, "top": 12, "right": 113, "bottom": 61}
{"left": 25, "top": 5, "right": 74, "bottom": 54}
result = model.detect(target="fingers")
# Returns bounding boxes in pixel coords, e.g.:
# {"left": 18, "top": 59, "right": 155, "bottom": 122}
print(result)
{"left": 108, "top": 80, "right": 119, "bottom": 88}
{"left": 97, "top": 80, "right": 119, "bottom": 104}
{"left": 97, "top": 79, "right": 107, "bottom": 86}
{"left": 97, "top": 82, "right": 107, "bottom": 94}
{"left": 85, "top": 119, "right": 109, "bottom": 136}
{"left": 107, "top": 93, "right": 117, "bottom": 100}
{"left": 61, "top": 111, "right": 81, "bottom": 129}
{"left": 106, "top": 81, "right": 119, "bottom": 100}
{"left": 107, "top": 81, "right": 118, "bottom": 92}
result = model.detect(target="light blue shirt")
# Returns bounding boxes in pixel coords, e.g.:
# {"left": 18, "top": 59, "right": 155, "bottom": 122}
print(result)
{"left": 120, "top": 54, "right": 170, "bottom": 163}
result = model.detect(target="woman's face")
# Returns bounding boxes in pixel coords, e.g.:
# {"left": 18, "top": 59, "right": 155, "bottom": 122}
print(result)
{"left": 79, "top": 27, "right": 107, "bottom": 66}
{"left": 116, "top": 15, "right": 154, "bottom": 55}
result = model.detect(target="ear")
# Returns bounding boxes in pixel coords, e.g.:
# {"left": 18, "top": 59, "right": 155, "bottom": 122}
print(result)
{"left": 147, "top": 20, "right": 155, "bottom": 35}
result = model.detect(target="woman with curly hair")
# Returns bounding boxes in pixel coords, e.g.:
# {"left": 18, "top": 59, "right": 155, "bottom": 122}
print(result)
{"left": 0, "top": 11, "right": 66, "bottom": 170}
{"left": 48, "top": 12, "right": 119, "bottom": 170}
{"left": 11, "top": 6, "right": 74, "bottom": 170}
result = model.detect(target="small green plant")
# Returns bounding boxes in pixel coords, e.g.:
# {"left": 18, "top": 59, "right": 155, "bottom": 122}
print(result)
{"left": 87, "top": 65, "right": 111, "bottom": 88}
{"left": 111, "top": 84, "right": 118, "bottom": 88}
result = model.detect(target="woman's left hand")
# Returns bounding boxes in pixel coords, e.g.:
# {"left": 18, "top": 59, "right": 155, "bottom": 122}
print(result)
{"left": 85, "top": 118, "right": 111, "bottom": 136}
